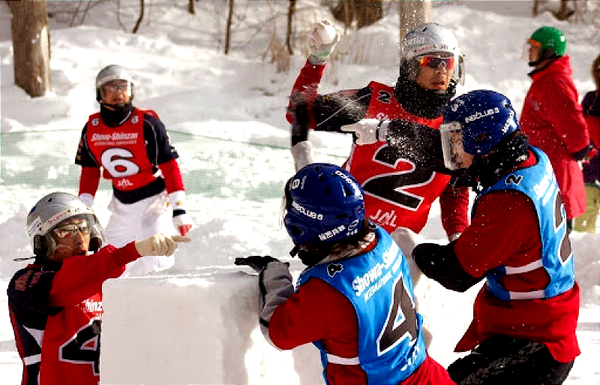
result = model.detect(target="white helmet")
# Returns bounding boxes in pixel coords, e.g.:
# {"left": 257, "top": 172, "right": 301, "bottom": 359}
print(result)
{"left": 400, "top": 22, "right": 465, "bottom": 85}
{"left": 26, "top": 192, "right": 105, "bottom": 257}
{"left": 95, "top": 64, "right": 135, "bottom": 102}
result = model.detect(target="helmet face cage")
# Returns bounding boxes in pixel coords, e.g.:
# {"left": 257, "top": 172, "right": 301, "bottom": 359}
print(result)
{"left": 283, "top": 163, "right": 365, "bottom": 247}
{"left": 95, "top": 65, "right": 135, "bottom": 102}
{"left": 27, "top": 192, "right": 105, "bottom": 257}
{"left": 400, "top": 22, "right": 465, "bottom": 85}
{"left": 440, "top": 121, "right": 470, "bottom": 171}
{"left": 443, "top": 90, "right": 520, "bottom": 158}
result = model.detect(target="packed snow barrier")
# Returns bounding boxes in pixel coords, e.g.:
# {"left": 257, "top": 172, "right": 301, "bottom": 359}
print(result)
{"left": 100, "top": 269, "right": 323, "bottom": 385}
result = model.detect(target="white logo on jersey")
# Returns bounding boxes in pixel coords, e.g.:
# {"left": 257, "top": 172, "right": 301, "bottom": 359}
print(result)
{"left": 91, "top": 132, "right": 138, "bottom": 142}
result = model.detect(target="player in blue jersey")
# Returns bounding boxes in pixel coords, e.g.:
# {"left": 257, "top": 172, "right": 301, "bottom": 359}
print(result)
{"left": 235, "top": 164, "right": 455, "bottom": 385}
{"left": 393, "top": 90, "right": 580, "bottom": 384}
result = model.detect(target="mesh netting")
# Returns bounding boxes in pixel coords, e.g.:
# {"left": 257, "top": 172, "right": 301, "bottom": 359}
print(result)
{"left": 0, "top": 130, "right": 345, "bottom": 229}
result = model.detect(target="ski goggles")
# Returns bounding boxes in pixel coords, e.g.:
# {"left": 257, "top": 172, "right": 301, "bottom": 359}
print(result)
{"left": 103, "top": 80, "right": 130, "bottom": 93}
{"left": 418, "top": 55, "right": 456, "bottom": 70}
{"left": 53, "top": 221, "right": 91, "bottom": 238}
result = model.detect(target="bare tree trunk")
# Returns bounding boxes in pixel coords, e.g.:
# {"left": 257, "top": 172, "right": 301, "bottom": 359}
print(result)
{"left": 188, "top": 0, "right": 195, "bottom": 15}
{"left": 7, "top": 0, "right": 52, "bottom": 98}
{"left": 132, "top": 0, "right": 145, "bottom": 33}
{"left": 354, "top": 0, "right": 383, "bottom": 29}
{"left": 330, "top": 0, "right": 382, "bottom": 30}
{"left": 399, "top": 0, "right": 432, "bottom": 40}
{"left": 225, "top": 0, "right": 234, "bottom": 54}
{"left": 286, "top": 0, "right": 296, "bottom": 55}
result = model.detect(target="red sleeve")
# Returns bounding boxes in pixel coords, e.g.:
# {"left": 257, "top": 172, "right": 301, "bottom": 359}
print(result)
{"left": 78, "top": 166, "right": 101, "bottom": 197}
{"left": 158, "top": 158, "right": 185, "bottom": 193}
{"left": 269, "top": 278, "right": 358, "bottom": 356}
{"left": 49, "top": 242, "right": 140, "bottom": 308}
{"left": 454, "top": 190, "right": 542, "bottom": 279}
{"left": 439, "top": 184, "right": 470, "bottom": 237}
{"left": 539, "top": 76, "right": 590, "bottom": 153}
{"left": 286, "top": 60, "right": 327, "bottom": 128}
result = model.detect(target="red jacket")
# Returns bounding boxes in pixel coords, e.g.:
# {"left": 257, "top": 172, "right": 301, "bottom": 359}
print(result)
{"left": 519, "top": 55, "right": 589, "bottom": 219}
{"left": 8, "top": 243, "right": 141, "bottom": 385}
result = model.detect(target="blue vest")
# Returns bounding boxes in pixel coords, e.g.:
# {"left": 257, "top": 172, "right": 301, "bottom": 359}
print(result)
{"left": 476, "top": 147, "right": 575, "bottom": 301}
{"left": 297, "top": 226, "right": 427, "bottom": 385}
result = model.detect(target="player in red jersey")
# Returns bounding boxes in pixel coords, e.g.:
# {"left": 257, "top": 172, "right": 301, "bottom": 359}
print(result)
{"left": 8, "top": 192, "right": 189, "bottom": 385}
{"left": 396, "top": 90, "right": 580, "bottom": 384}
{"left": 287, "top": 21, "right": 469, "bottom": 243}
{"left": 75, "top": 65, "right": 192, "bottom": 275}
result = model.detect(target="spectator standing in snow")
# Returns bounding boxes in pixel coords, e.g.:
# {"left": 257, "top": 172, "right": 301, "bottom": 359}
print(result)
{"left": 236, "top": 163, "right": 456, "bottom": 385}
{"left": 519, "top": 26, "right": 591, "bottom": 232}
{"left": 396, "top": 90, "right": 580, "bottom": 385}
{"left": 574, "top": 53, "right": 600, "bottom": 233}
{"left": 8, "top": 192, "right": 189, "bottom": 385}
{"left": 75, "top": 64, "right": 192, "bottom": 275}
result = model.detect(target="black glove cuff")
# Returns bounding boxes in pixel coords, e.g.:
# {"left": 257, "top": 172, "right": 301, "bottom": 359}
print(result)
{"left": 588, "top": 95, "right": 600, "bottom": 117}
{"left": 173, "top": 209, "right": 187, "bottom": 217}
{"left": 572, "top": 143, "right": 592, "bottom": 161}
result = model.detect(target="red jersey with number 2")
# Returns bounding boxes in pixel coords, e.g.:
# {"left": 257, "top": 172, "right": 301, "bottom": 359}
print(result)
{"left": 345, "top": 82, "right": 452, "bottom": 233}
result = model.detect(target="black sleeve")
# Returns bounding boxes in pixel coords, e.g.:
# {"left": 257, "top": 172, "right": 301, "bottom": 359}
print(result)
{"left": 386, "top": 120, "right": 451, "bottom": 173}
{"left": 7, "top": 267, "right": 57, "bottom": 329}
{"left": 143, "top": 113, "right": 179, "bottom": 165}
{"left": 312, "top": 86, "right": 373, "bottom": 132}
{"left": 412, "top": 242, "right": 483, "bottom": 292}
{"left": 75, "top": 123, "right": 100, "bottom": 167}
{"left": 290, "top": 86, "right": 372, "bottom": 146}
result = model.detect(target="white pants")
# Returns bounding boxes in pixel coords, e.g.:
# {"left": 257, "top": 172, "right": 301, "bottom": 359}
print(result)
{"left": 106, "top": 192, "right": 175, "bottom": 276}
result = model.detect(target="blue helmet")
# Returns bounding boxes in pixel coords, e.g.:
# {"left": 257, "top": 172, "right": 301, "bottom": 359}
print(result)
{"left": 443, "top": 90, "right": 520, "bottom": 156}
{"left": 283, "top": 163, "right": 365, "bottom": 246}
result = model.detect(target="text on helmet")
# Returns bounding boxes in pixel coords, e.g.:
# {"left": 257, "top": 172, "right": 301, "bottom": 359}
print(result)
{"left": 333, "top": 170, "right": 362, "bottom": 197}
{"left": 318, "top": 224, "right": 347, "bottom": 242}
{"left": 464, "top": 107, "right": 500, "bottom": 124}
{"left": 502, "top": 109, "right": 518, "bottom": 134}
{"left": 291, "top": 201, "right": 323, "bottom": 220}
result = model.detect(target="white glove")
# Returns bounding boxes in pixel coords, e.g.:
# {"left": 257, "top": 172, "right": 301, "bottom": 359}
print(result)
{"left": 135, "top": 234, "right": 191, "bottom": 257}
{"left": 173, "top": 212, "right": 193, "bottom": 236}
{"left": 79, "top": 193, "right": 94, "bottom": 207}
{"left": 307, "top": 20, "right": 340, "bottom": 65}
{"left": 291, "top": 141, "right": 316, "bottom": 172}
{"left": 169, "top": 190, "right": 193, "bottom": 236}
{"left": 341, "top": 119, "right": 387, "bottom": 145}
{"left": 391, "top": 227, "right": 423, "bottom": 259}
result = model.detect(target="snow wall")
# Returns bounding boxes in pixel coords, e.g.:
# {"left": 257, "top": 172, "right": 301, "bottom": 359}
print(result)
{"left": 100, "top": 269, "right": 324, "bottom": 385}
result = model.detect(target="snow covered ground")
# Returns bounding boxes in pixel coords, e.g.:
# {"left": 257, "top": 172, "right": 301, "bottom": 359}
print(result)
{"left": 1, "top": 1, "right": 598, "bottom": 383}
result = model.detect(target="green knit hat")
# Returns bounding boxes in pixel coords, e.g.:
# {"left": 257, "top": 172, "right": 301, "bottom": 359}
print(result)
{"left": 529, "top": 26, "right": 567, "bottom": 57}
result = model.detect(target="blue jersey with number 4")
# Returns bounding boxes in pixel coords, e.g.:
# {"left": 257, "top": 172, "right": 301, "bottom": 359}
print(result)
{"left": 297, "top": 225, "right": 427, "bottom": 385}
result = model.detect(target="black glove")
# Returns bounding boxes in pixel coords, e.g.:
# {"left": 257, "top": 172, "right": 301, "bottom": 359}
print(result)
{"left": 234, "top": 255, "right": 287, "bottom": 273}
{"left": 290, "top": 95, "right": 310, "bottom": 145}
{"left": 572, "top": 143, "right": 593, "bottom": 161}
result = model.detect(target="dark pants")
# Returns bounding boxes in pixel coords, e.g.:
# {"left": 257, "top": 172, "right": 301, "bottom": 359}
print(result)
{"left": 447, "top": 335, "right": 575, "bottom": 385}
